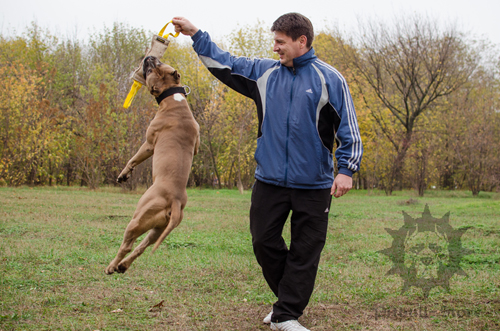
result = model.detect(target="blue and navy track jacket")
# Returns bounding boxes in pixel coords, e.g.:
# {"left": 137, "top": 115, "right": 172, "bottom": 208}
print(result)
{"left": 192, "top": 30, "right": 363, "bottom": 189}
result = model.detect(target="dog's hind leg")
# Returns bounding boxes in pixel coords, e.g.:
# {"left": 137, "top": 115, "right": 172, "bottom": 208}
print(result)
{"left": 104, "top": 220, "right": 148, "bottom": 275}
{"left": 116, "top": 226, "right": 165, "bottom": 273}
{"left": 105, "top": 188, "right": 168, "bottom": 275}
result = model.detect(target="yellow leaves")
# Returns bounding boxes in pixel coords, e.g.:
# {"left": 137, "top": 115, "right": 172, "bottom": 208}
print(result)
{"left": 227, "top": 20, "right": 275, "bottom": 59}
{"left": 0, "top": 52, "right": 71, "bottom": 185}
{"left": 0, "top": 20, "right": 497, "bottom": 191}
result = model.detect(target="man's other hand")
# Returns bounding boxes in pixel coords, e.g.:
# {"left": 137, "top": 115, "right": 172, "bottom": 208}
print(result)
{"left": 331, "top": 174, "right": 352, "bottom": 198}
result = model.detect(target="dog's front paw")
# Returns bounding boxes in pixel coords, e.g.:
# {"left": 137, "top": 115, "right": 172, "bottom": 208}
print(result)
{"left": 117, "top": 174, "right": 128, "bottom": 183}
{"left": 117, "top": 169, "right": 132, "bottom": 183}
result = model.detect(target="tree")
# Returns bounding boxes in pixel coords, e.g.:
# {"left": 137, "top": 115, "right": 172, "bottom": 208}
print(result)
{"left": 339, "top": 15, "right": 478, "bottom": 194}
{"left": 78, "top": 23, "right": 154, "bottom": 189}
{"left": 448, "top": 67, "right": 500, "bottom": 195}
{"left": 0, "top": 25, "right": 71, "bottom": 186}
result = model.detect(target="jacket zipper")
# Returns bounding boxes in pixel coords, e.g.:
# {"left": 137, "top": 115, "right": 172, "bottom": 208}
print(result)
{"left": 284, "top": 67, "right": 296, "bottom": 186}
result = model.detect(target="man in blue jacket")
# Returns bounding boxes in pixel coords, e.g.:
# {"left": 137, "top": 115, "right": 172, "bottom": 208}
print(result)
{"left": 173, "top": 13, "right": 362, "bottom": 331}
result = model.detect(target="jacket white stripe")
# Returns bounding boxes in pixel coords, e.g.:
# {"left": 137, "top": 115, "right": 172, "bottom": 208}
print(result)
{"left": 257, "top": 66, "right": 280, "bottom": 122}
{"left": 311, "top": 64, "right": 330, "bottom": 137}
{"left": 199, "top": 55, "right": 231, "bottom": 70}
{"left": 315, "top": 60, "right": 362, "bottom": 171}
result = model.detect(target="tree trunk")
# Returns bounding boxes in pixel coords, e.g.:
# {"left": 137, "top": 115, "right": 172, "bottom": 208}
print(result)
{"left": 386, "top": 133, "right": 412, "bottom": 195}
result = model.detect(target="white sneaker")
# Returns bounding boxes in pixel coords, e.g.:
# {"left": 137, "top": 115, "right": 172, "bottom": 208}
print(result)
{"left": 263, "top": 310, "right": 273, "bottom": 324}
{"left": 270, "top": 320, "right": 310, "bottom": 331}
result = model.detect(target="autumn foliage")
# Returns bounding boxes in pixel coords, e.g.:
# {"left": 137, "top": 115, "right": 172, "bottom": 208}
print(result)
{"left": 0, "top": 18, "right": 499, "bottom": 195}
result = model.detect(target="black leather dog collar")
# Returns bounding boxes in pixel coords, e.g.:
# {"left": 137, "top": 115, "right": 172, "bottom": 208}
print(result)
{"left": 155, "top": 86, "right": 187, "bottom": 105}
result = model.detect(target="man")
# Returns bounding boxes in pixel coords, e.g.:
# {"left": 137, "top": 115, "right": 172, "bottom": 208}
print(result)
{"left": 173, "top": 13, "right": 362, "bottom": 331}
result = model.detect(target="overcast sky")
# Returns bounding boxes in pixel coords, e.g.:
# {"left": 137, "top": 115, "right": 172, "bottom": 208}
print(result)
{"left": 1, "top": 0, "right": 499, "bottom": 46}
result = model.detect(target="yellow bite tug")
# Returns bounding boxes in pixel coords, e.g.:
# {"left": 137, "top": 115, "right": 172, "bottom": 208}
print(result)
{"left": 123, "top": 21, "right": 179, "bottom": 108}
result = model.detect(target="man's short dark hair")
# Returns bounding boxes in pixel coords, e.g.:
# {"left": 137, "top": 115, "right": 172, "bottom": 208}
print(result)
{"left": 271, "top": 13, "right": 314, "bottom": 48}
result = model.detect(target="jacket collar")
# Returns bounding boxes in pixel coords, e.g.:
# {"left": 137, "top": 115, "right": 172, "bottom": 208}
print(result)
{"left": 292, "top": 47, "right": 317, "bottom": 68}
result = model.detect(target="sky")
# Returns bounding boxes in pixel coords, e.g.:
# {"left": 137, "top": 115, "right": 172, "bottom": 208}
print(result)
{"left": 1, "top": 0, "right": 499, "bottom": 47}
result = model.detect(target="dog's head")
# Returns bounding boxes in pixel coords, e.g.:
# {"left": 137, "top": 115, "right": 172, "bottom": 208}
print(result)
{"left": 142, "top": 56, "right": 181, "bottom": 97}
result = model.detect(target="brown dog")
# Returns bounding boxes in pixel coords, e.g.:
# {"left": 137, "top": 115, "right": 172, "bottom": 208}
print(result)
{"left": 105, "top": 56, "right": 199, "bottom": 274}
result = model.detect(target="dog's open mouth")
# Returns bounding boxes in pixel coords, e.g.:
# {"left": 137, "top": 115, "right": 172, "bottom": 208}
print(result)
{"left": 143, "top": 56, "right": 162, "bottom": 80}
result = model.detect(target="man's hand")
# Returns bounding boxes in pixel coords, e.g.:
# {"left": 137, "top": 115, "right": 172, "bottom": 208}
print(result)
{"left": 172, "top": 17, "right": 199, "bottom": 37}
{"left": 331, "top": 174, "right": 352, "bottom": 198}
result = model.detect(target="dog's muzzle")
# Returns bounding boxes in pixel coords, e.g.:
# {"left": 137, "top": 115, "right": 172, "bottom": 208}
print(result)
{"left": 143, "top": 56, "right": 160, "bottom": 80}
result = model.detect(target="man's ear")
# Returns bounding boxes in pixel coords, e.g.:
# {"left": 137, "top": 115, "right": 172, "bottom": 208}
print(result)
{"left": 299, "top": 35, "right": 307, "bottom": 49}
{"left": 172, "top": 70, "right": 181, "bottom": 83}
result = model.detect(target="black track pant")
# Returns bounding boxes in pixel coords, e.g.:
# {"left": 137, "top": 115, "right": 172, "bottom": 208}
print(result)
{"left": 250, "top": 180, "right": 332, "bottom": 322}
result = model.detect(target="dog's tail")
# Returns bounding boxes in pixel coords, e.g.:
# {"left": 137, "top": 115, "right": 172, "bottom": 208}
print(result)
{"left": 152, "top": 199, "right": 182, "bottom": 253}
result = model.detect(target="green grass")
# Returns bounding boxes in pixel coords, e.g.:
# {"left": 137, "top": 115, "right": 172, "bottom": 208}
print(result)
{"left": 0, "top": 186, "right": 499, "bottom": 330}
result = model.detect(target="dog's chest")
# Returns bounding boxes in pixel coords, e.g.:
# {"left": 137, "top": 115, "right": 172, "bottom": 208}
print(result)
{"left": 149, "top": 102, "right": 196, "bottom": 138}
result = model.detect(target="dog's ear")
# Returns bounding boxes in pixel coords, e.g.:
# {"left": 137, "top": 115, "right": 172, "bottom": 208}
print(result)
{"left": 150, "top": 84, "right": 160, "bottom": 96}
{"left": 172, "top": 70, "right": 180, "bottom": 83}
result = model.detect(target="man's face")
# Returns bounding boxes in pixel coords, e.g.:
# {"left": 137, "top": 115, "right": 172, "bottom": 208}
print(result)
{"left": 273, "top": 31, "right": 304, "bottom": 67}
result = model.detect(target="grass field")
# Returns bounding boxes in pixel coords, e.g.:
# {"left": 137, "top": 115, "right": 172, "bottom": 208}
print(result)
{"left": 0, "top": 186, "right": 499, "bottom": 330}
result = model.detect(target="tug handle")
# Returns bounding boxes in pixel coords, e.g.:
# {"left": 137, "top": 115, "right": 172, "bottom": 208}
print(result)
{"left": 158, "top": 21, "right": 179, "bottom": 38}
